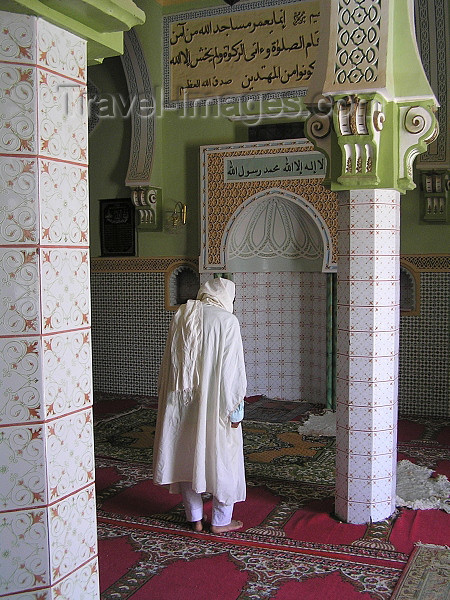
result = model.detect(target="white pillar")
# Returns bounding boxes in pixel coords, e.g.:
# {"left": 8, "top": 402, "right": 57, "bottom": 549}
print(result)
{"left": 0, "top": 11, "right": 99, "bottom": 598}
{"left": 335, "top": 189, "right": 400, "bottom": 524}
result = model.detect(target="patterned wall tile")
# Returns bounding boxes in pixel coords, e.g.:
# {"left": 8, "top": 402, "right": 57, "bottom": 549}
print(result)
{"left": 39, "top": 160, "right": 89, "bottom": 246}
{"left": 0, "top": 156, "right": 38, "bottom": 245}
{"left": 338, "top": 403, "right": 397, "bottom": 432}
{"left": 40, "top": 248, "right": 90, "bottom": 333}
{"left": 45, "top": 409, "right": 94, "bottom": 503}
{"left": 48, "top": 485, "right": 97, "bottom": 584}
{"left": 234, "top": 271, "right": 328, "bottom": 401}
{"left": 37, "top": 18, "right": 86, "bottom": 82}
{"left": 0, "top": 336, "right": 43, "bottom": 425}
{"left": 43, "top": 330, "right": 92, "bottom": 418}
{"left": 37, "top": 70, "right": 87, "bottom": 164}
{"left": 90, "top": 268, "right": 447, "bottom": 418}
{"left": 91, "top": 272, "right": 171, "bottom": 395}
{"left": 338, "top": 280, "right": 399, "bottom": 307}
{"left": 51, "top": 557, "right": 99, "bottom": 600}
{"left": 338, "top": 229, "right": 399, "bottom": 256}
{"left": 0, "top": 248, "right": 40, "bottom": 336}
{"left": 0, "top": 507, "right": 50, "bottom": 594}
{"left": 336, "top": 379, "right": 397, "bottom": 408}
{"left": 0, "top": 11, "right": 35, "bottom": 63}
{"left": 337, "top": 330, "right": 398, "bottom": 358}
{"left": 399, "top": 272, "right": 450, "bottom": 418}
{"left": 0, "top": 423, "right": 47, "bottom": 511}
{"left": 0, "top": 63, "right": 36, "bottom": 155}
{"left": 336, "top": 450, "right": 396, "bottom": 479}
{"left": 337, "top": 305, "right": 398, "bottom": 332}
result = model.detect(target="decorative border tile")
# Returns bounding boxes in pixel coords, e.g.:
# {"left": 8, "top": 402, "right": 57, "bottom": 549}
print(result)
{"left": 91, "top": 256, "right": 198, "bottom": 273}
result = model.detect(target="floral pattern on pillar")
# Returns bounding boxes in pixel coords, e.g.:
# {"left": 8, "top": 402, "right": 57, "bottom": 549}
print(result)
{"left": 0, "top": 11, "right": 98, "bottom": 598}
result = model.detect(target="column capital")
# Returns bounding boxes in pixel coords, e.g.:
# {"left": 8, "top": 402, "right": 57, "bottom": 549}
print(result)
{"left": 307, "top": 93, "right": 438, "bottom": 193}
{"left": 305, "top": 0, "right": 439, "bottom": 193}
{"left": 1, "top": 0, "right": 145, "bottom": 64}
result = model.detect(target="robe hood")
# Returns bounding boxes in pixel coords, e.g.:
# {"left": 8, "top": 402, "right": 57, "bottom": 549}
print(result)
{"left": 197, "top": 277, "right": 235, "bottom": 313}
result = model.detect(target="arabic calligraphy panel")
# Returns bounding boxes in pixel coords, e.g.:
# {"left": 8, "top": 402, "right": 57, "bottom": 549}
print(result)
{"left": 164, "top": 0, "right": 320, "bottom": 105}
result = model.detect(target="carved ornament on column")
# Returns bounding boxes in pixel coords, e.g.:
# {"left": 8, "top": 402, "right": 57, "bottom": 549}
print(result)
{"left": 307, "top": 93, "right": 438, "bottom": 193}
{"left": 305, "top": 0, "right": 439, "bottom": 193}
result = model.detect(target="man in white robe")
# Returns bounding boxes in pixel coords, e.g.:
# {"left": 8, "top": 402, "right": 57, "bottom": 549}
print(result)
{"left": 153, "top": 277, "right": 247, "bottom": 533}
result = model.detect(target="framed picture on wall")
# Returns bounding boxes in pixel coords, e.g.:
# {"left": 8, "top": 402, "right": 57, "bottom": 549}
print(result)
{"left": 100, "top": 199, "right": 136, "bottom": 257}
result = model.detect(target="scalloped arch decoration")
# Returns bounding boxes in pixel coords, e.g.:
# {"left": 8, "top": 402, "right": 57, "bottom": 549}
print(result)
{"left": 224, "top": 189, "right": 335, "bottom": 273}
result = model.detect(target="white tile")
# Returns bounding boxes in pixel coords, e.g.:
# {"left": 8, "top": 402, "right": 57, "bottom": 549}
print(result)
{"left": 0, "top": 337, "right": 43, "bottom": 425}
{"left": 0, "top": 156, "right": 39, "bottom": 245}
{"left": 48, "top": 485, "right": 97, "bottom": 584}
{"left": 0, "top": 507, "right": 50, "bottom": 593}
{"left": 39, "top": 160, "right": 89, "bottom": 246}
{"left": 43, "top": 330, "right": 92, "bottom": 417}
{"left": 40, "top": 248, "right": 90, "bottom": 333}
{"left": 0, "top": 423, "right": 47, "bottom": 510}
{"left": 37, "top": 18, "right": 86, "bottom": 82}
{"left": 0, "top": 248, "right": 40, "bottom": 336}
{"left": 336, "top": 378, "right": 397, "bottom": 407}
{"left": 0, "top": 12, "right": 36, "bottom": 63}
{"left": 37, "top": 70, "right": 87, "bottom": 164}
{"left": 0, "top": 63, "right": 37, "bottom": 155}
{"left": 45, "top": 409, "right": 94, "bottom": 502}
{"left": 50, "top": 557, "right": 99, "bottom": 600}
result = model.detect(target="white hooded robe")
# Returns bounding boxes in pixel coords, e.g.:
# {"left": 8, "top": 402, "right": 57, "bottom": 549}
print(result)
{"left": 153, "top": 278, "right": 247, "bottom": 506}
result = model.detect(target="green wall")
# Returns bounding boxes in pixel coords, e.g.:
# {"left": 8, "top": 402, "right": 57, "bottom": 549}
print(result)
{"left": 88, "top": 0, "right": 449, "bottom": 259}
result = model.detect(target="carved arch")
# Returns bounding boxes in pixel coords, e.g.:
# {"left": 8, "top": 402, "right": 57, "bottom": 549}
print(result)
{"left": 222, "top": 188, "right": 336, "bottom": 273}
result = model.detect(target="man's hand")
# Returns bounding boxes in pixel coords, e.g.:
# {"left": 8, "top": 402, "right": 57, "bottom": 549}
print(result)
{"left": 231, "top": 421, "right": 241, "bottom": 428}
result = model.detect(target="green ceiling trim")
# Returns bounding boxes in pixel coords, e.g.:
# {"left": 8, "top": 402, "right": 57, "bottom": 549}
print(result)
{"left": 1, "top": 0, "right": 145, "bottom": 64}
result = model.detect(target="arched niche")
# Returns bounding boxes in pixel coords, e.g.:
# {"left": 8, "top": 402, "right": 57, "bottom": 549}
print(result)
{"left": 165, "top": 262, "right": 200, "bottom": 311}
{"left": 224, "top": 189, "right": 332, "bottom": 273}
{"left": 400, "top": 261, "right": 420, "bottom": 316}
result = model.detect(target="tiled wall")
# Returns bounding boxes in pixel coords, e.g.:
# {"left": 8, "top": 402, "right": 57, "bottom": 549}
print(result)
{"left": 233, "top": 272, "right": 328, "bottom": 402}
{"left": 399, "top": 271, "right": 450, "bottom": 418}
{"left": 91, "top": 266, "right": 448, "bottom": 418}
{"left": 91, "top": 272, "right": 172, "bottom": 395}
{"left": 91, "top": 270, "right": 328, "bottom": 402}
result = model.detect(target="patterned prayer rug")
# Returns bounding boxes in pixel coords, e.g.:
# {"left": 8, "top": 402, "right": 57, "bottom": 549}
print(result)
{"left": 94, "top": 407, "right": 336, "bottom": 484}
{"left": 390, "top": 543, "right": 450, "bottom": 600}
{"left": 94, "top": 399, "right": 450, "bottom": 599}
{"left": 97, "top": 519, "right": 405, "bottom": 600}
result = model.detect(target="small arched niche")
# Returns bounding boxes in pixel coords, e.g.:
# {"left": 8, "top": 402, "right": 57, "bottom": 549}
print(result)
{"left": 400, "top": 262, "right": 420, "bottom": 316}
{"left": 165, "top": 263, "right": 200, "bottom": 311}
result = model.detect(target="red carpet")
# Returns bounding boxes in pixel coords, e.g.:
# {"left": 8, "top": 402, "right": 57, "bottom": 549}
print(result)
{"left": 94, "top": 397, "right": 450, "bottom": 599}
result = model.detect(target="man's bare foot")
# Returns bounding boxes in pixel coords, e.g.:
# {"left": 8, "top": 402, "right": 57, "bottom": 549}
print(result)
{"left": 210, "top": 520, "right": 243, "bottom": 534}
{"left": 191, "top": 520, "right": 204, "bottom": 532}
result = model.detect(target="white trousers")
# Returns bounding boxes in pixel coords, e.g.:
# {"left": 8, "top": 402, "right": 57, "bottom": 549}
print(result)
{"left": 179, "top": 482, "right": 234, "bottom": 526}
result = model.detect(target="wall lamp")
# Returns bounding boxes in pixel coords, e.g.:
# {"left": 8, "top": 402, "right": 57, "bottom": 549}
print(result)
{"left": 166, "top": 201, "right": 187, "bottom": 232}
